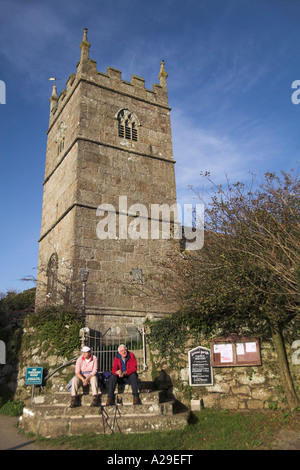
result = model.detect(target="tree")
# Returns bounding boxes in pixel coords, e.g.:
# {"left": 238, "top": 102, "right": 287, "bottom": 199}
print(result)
{"left": 183, "top": 169, "right": 299, "bottom": 410}
{"left": 148, "top": 169, "right": 299, "bottom": 411}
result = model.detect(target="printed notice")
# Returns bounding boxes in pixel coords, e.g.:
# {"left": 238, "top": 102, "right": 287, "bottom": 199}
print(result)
{"left": 188, "top": 346, "right": 213, "bottom": 386}
{"left": 211, "top": 336, "right": 261, "bottom": 367}
{"left": 245, "top": 342, "right": 257, "bottom": 353}
{"left": 213, "top": 343, "right": 233, "bottom": 363}
{"left": 236, "top": 343, "right": 245, "bottom": 355}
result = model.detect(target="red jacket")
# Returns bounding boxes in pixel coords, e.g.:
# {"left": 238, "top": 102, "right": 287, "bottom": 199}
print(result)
{"left": 112, "top": 351, "right": 137, "bottom": 376}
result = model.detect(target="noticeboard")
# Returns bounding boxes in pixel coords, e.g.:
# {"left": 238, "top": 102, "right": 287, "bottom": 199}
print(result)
{"left": 25, "top": 367, "right": 43, "bottom": 385}
{"left": 188, "top": 346, "right": 213, "bottom": 386}
{"left": 210, "top": 335, "right": 261, "bottom": 367}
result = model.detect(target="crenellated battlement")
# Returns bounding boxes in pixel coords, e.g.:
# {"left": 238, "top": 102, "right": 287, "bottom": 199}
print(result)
{"left": 49, "top": 29, "right": 169, "bottom": 126}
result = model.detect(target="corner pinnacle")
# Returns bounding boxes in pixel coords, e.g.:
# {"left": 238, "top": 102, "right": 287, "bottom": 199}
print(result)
{"left": 80, "top": 28, "right": 91, "bottom": 62}
{"left": 158, "top": 60, "right": 168, "bottom": 87}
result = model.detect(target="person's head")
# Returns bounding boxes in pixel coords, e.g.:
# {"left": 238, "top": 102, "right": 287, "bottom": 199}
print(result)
{"left": 81, "top": 346, "right": 91, "bottom": 359}
{"left": 118, "top": 344, "right": 128, "bottom": 358}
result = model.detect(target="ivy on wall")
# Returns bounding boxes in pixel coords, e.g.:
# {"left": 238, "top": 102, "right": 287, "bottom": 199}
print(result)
{"left": 28, "top": 306, "right": 84, "bottom": 359}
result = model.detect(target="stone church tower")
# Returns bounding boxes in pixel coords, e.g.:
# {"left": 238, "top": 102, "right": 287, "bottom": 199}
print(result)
{"left": 36, "top": 30, "right": 178, "bottom": 334}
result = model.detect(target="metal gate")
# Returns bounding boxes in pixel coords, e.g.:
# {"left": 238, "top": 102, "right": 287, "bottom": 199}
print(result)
{"left": 80, "top": 326, "right": 147, "bottom": 373}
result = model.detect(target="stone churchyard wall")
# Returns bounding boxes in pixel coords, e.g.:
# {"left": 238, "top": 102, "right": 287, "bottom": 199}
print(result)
{"left": 6, "top": 315, "right": 77, "bottom": 403}
{"left": 2, "top": 308, "right": 299, "bottom": 411}
{"left": 149, "top": 339, "right": 300, "bottom": 411}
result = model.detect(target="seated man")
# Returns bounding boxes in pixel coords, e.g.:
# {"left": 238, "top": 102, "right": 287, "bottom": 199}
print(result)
{"left": 70, "top": 346, "right": 98, "bottom": 408}
{"left": 106, "top": 344, "right": 140, "bottom": 405}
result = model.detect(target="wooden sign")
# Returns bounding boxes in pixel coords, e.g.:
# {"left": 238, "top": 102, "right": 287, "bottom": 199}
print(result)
{"left": 210, "top": 335, "right": 261, "bottom": 367}
{"left": 188, "top": 346, "right": 213, "bottom": 386}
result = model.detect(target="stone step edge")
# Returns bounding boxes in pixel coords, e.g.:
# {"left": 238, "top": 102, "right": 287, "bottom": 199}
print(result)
{"left": 32, "top": 390, "right": 168, "bottom": 404}
{"left": 23, "top": 401, "right": 175, "bottom": 416}
{"left": 21, "top": 410, "right": 191, "bottom": 425}
{"left": 21, "top": 411, "right": 191, "bottom": 437}
{"left": 35, "top": 390, "right": 164, "bottom": 397}
{"left": 30, "top": 400, "right": 173, "bottom": 408}
{"left": 21, "top": 409, "right": 190, "bottom": 424}
{"left": 24, "top": 412, "right": 164, "bottom": 420}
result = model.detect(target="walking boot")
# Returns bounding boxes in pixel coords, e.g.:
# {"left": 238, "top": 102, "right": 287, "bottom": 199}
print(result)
{"left": 133, "top": 395, "right": 141, "bottom": 405}
{"left": 106, "top": 397, "right": 115, "bottom": 406}
{"left": 70, "top": 396, "right": 78, "bottom": 408}
{"left": 90, "top": 395, "right": 98, "bottom": 407}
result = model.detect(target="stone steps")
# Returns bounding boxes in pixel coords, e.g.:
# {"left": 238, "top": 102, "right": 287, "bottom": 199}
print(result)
{"left": 24, "top": 401, "right": 175, "bottom": 417}
{"left": 20, "top": 388, "right": 190, "bottom": 437}
{"left": 32, "top": 389, "right": 164, "bottom": 406}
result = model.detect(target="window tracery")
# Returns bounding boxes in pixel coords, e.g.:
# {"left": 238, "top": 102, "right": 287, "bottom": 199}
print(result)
{"left": 116, "top": 109, "right": 139, "bottom": 142}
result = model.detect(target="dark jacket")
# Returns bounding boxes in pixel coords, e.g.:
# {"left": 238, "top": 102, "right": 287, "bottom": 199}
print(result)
{"left": 112, "top": 351, "right": 137, "bottom": 376}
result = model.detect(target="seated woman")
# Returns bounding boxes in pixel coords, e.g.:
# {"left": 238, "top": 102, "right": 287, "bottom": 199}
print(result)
{"left": 70, "top": 346, "right": 98, "bottom": 408}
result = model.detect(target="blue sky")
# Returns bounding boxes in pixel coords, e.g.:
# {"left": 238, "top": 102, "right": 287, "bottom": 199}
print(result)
{"left": 1, "top": 0, "right": 300, "bottom": 293}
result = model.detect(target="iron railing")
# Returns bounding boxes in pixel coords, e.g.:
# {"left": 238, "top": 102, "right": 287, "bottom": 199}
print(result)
{"left": 80, "top": 326, "right": 146, "bottom": 373}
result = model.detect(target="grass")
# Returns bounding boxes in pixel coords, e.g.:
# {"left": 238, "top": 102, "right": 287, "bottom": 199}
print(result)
{"left": 0, "top": 399, "right": 24, "bottom": 417}
{"left": 30, "top": 408, "right": 299, "bottom": 451}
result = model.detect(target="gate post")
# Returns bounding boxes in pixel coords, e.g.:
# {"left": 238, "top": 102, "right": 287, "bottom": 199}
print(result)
{"left": 79, "top": 327, "right": 90, "bottom": 348}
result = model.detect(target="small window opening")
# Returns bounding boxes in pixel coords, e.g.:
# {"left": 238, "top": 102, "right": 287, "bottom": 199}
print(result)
{"left": 118, "top": 123, "right": 125, "bottom": 138}
{"left": 117, "top": 109, "right": 139, "bottom": 142}
{"left": 46, "top": 252, "right": 58, "bottom": 303}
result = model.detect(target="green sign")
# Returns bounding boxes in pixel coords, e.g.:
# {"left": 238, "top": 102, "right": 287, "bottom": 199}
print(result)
{"left": 25, "top": 367, "right": 43, "bottom": 385}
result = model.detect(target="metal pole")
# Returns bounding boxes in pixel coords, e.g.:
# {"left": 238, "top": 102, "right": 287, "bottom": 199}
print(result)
{"left": 142, "top": 326, "right": 147, "bottom": 370}
{"left": 82, "top": 281, "right": 86, "bottom": 318}
{"left": 80, "top": 268, "right": 89, "bottom": 321}
{"left": 31, "top": 385, "right": 35, "bottom": 405}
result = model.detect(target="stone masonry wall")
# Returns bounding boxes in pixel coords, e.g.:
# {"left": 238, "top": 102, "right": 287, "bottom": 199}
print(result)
{"left": 150, "top": 341, "right": 300, "bottom": 411}
{"left": 2, "top": 309, "right": 299, "bottom": 411}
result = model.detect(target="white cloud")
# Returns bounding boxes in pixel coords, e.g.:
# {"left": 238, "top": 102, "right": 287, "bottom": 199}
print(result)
{"left": 171, "top": 107, "right": 283, "bottom": 208}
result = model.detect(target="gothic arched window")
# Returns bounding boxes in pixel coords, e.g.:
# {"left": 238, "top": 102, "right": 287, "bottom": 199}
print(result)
{"left": 46, "top": 253, "right": 58, "bottom": 303}
{"left": 116, "top": 109, "right": 139, "bottom": 142}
